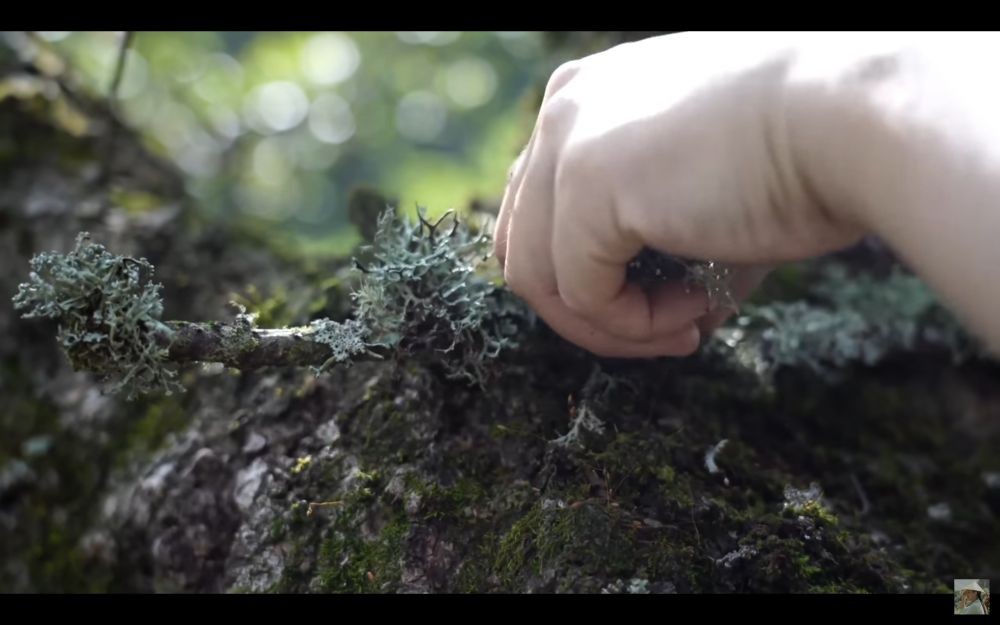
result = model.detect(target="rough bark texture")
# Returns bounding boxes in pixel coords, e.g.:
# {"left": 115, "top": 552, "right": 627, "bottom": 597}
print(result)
{"left": 1, "top": 34, "right": 998, "bottom": 595}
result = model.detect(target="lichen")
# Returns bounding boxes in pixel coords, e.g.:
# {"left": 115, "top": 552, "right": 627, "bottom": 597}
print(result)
{"left": 308, "top": 317, "right": 371, "bottom": 373}
{"left": 552, "top": 403, "right": 605, "bottom": 450}
{"left": 12, "top": 232, "right": 180, "bottom": 399}
{"left": 15, "top": 208, "right": 526, "bottom": 395}
{"left": 349, "top": 207, "right": 525, "bottom": 386}
{"left": 715, "top": 264, "right": 979, "bottom": 379}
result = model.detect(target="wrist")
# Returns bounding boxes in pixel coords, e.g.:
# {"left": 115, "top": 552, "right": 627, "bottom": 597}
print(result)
{"left": 785, "top": 36, "right": 1000, "bottom": 351}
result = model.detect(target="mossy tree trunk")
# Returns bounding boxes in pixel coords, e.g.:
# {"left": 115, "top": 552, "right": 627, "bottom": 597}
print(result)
{"left": 1, "top": 33, "right": 998, "bottom": 594}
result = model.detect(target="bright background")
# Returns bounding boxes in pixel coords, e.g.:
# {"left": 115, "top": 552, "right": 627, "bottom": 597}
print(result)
{"left": 40, "top": 31, "right": 559, "bottom": 257}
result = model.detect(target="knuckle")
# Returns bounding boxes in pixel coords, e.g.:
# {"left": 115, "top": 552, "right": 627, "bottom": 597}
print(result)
{"left": 537, "top": 94, "right": 575, "bottom": 138}
{"left": 545, "top": 61, "right": 581, "bottom": 99}
{"left": 556, "top": 141, "right": 603, "bottom": 188}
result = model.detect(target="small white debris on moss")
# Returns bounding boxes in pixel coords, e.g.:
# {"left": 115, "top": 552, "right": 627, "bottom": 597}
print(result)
{"left": 552, "top": 403, "right": 605, "bottom": 449}
{"left": 927, "top": 502, "right": 952, "bottom": 521}
{"left": 705, "top": 438, "right": 729, "bottom": 474}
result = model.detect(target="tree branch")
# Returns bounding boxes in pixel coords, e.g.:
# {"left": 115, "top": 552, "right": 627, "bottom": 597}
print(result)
{"left": 160, "top": 321, "right": 388, "bottom": 371}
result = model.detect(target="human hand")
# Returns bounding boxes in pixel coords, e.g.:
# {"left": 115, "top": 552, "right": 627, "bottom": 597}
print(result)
{"left": 494, "top": 33, "right": 869, "bottom": 357}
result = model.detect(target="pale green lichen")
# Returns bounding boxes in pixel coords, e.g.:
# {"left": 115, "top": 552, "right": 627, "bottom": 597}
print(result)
{"left": 226, "top": 303, "right": 262, "bottom": 353}
{"left": 715, "top": 264, "right": 977, "bottom": 378}
{"left": 308, "top": 317, "right": 370, "bottom": 373}
{"left": 14, "top": 208, "right": 527, "bottom": 395}
{"left": 14, "top": 207, "right": 525, "bottom": 396}
{"left": 300, "top": 206, "right": 526, "bottom": 382}
{"left": 552, "top": 403, "right": 605, "bottom": 450}
{"left": 601, "top": 578, "right": 652, "bottom": 594}
{"left": 782, "top": 482, "right": 826, "bottom": 513}
{"left": 349, "top": 207, "right": 523, "bottom": 385}
{"left": 12, "top": 233, "right": 179, "bottom": 399}
{"left": 758, "top": 265, "right": 940, "bottom": 371}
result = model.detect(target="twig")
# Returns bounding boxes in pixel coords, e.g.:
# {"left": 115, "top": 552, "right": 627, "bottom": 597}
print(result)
{"left": 108, "top": 32, "right": 134, "bottom": 98}
{"left": 688, "top": 482, "right": 702, "bottom": 548}
{"left": 99, "top": 31, "right": 134, "bottom": 186}
{"left": 849, "top": 473, "right": 871, "bottom": 516}
{"left": 307, "top": 500, "right": 344, "bottom": 517}
{"left": 160, "top": 321, "right": 388, "bottom": 370}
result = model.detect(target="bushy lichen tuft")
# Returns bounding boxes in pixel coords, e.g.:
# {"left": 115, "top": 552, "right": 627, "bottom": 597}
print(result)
{"left": 12, "top": 233, "right": 179, "bottom": 399}
{"left": 348, "top": 207, "right": 524, "bottom": 385}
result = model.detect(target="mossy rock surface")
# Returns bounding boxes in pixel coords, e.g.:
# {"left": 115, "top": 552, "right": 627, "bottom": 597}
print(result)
{"left": 1, "top": 34, "right": 998, "bottom": 594}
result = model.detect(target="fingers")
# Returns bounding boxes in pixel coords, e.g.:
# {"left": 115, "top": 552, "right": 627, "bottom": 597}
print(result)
{"left": 550, "top": 150, "right": 710, "bottom": 342}
{"left": 494, "top": 144, "right": 531, "bottom": 268}
{"left": 697, "top": 264, "right": 773, "bottom": 336}
{"left": 501, "top": 106, "right": 703, "bottom": 358}
{"left": 531, "top": 291, "right": 702, "bottom": 358}
{"left": 497, "top": 59, "right": 720, "bottom": 357}
{"left": 495, "top": 62, "right": 582, "bottom": 268}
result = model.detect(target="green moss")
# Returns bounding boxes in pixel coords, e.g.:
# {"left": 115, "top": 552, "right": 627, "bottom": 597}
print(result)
{"left": 109, "top": 187, "right": 166, "bottom": 215}
{"left": 489, "top": 422, "right": 537, "bottom": 441}
{"left": 493, "top": 502, "right": 544, "bottom": 585}
{"left": 0, "top": 359, "right": 193, "bottom": 593}
{"left": 232, "top": 284, "right": 296, "bottom": 329}
{"left": 795, "top": 500, "right": 839, "bottom": 527}
{"left": 113, "top": 394, "right": 189, "bottom": 469}
{"left": 0, "top": 382, "right": 111, "bottom": 592}
{"left": 315, "top": 507, "right": 410, "bottom": 593}
{"left": 646, "top": 537, "right": 701, "bottom": 585}
{"left": 269, "top": 517, "right": 287, "bottom": 542}
{"left": 346, "top": 376, "right": 444, "bottom": 469}
{"left": 405, "top": 475, "right": 488, "bottom": 521}
{"left": 453, "top": 534, "right": 496, "bottom": 593}
{"left": 273, "top": 532, "right": 312, "bottom": 592}
{"left": 809, "top": 582, "right": 871, "bottom": 593}
{"left": 656, "top": 464, "right": 677, "bottom": 486}
{"left": 25, "top": 517, "right": 112, "bottom": 593}
{"left": 494, "top": 501, "right": 640, "bottom": 591}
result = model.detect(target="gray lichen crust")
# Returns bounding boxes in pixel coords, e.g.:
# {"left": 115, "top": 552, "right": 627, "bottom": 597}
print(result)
{"left": 721, "top": 264, "right": 976, "bottom": 378}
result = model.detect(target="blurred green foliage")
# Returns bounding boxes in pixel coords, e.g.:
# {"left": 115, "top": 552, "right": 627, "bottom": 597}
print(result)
{"left": 39, "top": 31, "right": 554, "bottom": 258}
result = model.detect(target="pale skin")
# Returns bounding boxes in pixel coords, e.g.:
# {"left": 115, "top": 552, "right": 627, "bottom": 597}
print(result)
{"left": 495, "top": 32, "right": 1000, "bottom": 358}
{"left": 960, "top": 589, "right": 986, "bottom": 612}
